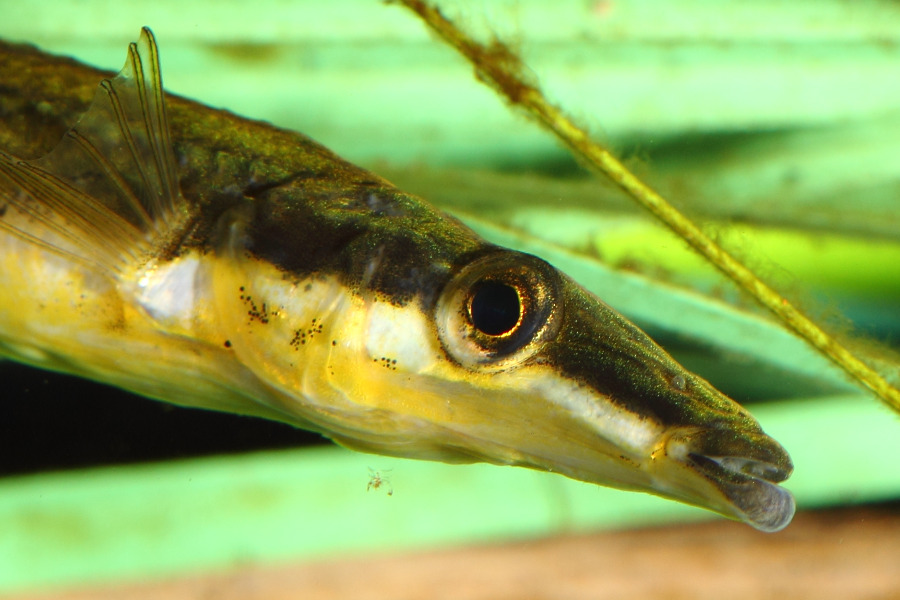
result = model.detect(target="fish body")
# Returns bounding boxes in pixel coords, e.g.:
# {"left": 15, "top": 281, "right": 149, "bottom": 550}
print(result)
{"left": 0, "top": 30, "right": 794, "bottom": 531}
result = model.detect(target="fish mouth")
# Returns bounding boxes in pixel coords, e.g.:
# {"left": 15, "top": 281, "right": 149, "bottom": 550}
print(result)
{"left": 667, "top": 428, "right": 796, "bottom": 532}
{"left": 686, "top": 452, "right": 795, "bottom": 532}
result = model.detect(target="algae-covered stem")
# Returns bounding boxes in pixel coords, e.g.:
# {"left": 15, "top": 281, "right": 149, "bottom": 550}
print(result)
{"left": 394, "top": 0, "right": 900, "bottom": 415}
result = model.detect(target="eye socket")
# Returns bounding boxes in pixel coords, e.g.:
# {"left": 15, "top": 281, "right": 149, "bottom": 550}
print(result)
{"left": 436, "top": 250, "right": 562, "bottom": 372}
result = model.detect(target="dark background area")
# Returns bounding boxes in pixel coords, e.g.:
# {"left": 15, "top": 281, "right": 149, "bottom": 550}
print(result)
{"left": 0, "top": 361, "right": 326, "bottom": 478}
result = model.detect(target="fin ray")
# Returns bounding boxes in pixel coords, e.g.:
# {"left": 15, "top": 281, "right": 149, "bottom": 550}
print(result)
{"left": 0, "top": 27, "right": 187, "bottom": 276}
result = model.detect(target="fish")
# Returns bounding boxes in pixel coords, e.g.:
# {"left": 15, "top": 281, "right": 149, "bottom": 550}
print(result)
{"left": 0, "top": 28, "right": 794, "bottom": 531}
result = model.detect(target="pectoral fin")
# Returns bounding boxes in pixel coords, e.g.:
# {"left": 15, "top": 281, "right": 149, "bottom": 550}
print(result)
{"left": 0, "top": 27, "right": 187, "bottom": 276}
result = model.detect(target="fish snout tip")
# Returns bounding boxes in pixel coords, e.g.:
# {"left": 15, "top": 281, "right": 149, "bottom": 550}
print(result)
{"left": 665, "top": 425, "right": 796, "bottom": 532}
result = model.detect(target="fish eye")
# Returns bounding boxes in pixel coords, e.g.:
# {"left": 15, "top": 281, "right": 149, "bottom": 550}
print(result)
{"left": 469, "top": 280, "right": 521, "bottom": 336}
{"left": 436, "top": 250, "right": 562, "bottom": 371}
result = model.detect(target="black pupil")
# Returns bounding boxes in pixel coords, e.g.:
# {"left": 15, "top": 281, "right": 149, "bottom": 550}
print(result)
{"left": 470, "top": 281, "right": 521, "bottom": 336}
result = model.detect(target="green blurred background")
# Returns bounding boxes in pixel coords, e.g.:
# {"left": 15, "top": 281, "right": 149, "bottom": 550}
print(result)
{"left": 0, "top": 0, "right": 899, "bottom": 594}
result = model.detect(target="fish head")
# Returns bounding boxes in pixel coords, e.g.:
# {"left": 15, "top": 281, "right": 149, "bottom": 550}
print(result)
{"left": 424, "top": 249, "right": 795, "bottom": 532}
{"left": 218, "top": 188, "right": 794, "bottom": 532}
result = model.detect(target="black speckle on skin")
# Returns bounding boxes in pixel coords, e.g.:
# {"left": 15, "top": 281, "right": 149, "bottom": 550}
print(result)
{"left": 241, "top": 292, "right": 270, "bottom": 324}
{"left": 290, "top": 318, "right": 325, "bottom": 349}
{"left": 376, "top": 356, "right": 398, "bottom": 371}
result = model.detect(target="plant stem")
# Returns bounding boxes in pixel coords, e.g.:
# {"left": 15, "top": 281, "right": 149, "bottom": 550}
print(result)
{"left": 396, "top": 0, "right": 900, "bottom": 414}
